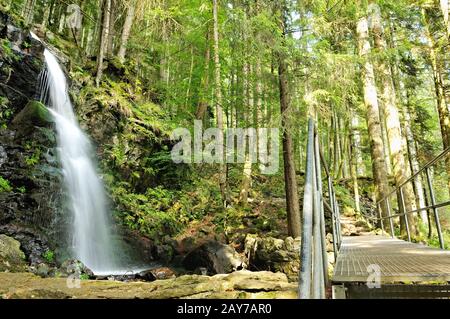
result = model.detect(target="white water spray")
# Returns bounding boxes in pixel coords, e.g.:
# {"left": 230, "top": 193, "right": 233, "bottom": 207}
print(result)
{"left": 41, "top": 49, "right": 120, "bottom": 274}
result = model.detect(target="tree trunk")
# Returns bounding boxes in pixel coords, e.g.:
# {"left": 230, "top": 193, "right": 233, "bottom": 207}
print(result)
{"left": 352, "top": 115, "right": 365, "bottom": 176}
{"left": 423, "top": 8, "right": 450, "bottom": 194}
{"left": 213, "top": 0, "right": 228, "bottom": 207}
{"left": 439, "top": 0, "right": 450, "bottom": 40}
{"left": 42, "top": 1, "right": 51, "bottom": 29}
{"left": 278, "top": 3, "right": 301, "bottom": 238}
{"left": 195, "top": 29, "right": 211, "bottom": 120}
{"left": 106, "top": 0, "right": 116, "bottom": 57}
{"left": 160, "top": 16, "right": 169, "bottom": 87}
{"left": 350, "top": 113, "right": 361, "bottom": 213}
{"left": 117, "top": 1, "right": 136, "bottom": 63}
{"left": 379, "top": 106, "right": 393, "bottom": 176}
{"left": 402, "top": 80, "right": 428, "bottom": 224}
{"left": 95, "top": 0, "right": 111, "bottom": 87}
{"left": 185, "top": 46, "right": 195, "bottom": 109}
{"left": 356, "top": 13, "right": 391, "bottom": 230}
{"left": 22, "top": 0, "right": 35, "bottom": 25}
{"left": 256, "top": 60, "right": 263, "bottom": 126}
{"left": 370, "top": 3, "right": 417, "bottom": 236}
{"left": 239, "top": 59, "right": 254, "bottom": 205}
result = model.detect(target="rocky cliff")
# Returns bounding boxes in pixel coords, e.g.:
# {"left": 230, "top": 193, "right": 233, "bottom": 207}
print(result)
{"left": 0, "top": 11, "right": 63, "bottom": 267}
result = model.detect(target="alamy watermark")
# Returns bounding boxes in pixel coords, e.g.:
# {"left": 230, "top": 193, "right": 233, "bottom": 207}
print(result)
{"left": 366, "top": 264, "right": 381, "bottom": 289}
{"left": 171, "top": 121, "right": 280, "bottom": 175}
{"left": 66, "top": 4, "right": 82, "bottom": 30}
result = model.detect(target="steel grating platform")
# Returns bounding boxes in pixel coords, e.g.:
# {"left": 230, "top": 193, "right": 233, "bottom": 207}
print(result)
{"left": 345, "top": 284, "right": 450, "bottom": 299}
{"left": 333, "top": 235, "right": 450, "bottom": 283}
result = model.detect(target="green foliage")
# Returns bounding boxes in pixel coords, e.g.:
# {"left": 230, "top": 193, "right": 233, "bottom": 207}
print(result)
{"left": 43, "top": 250, "right": 55, "bottom": 263}
{"left": 334, "top": 184, "right": 356, "bottom": 212}
{"left": 111, "top": 171, "right": 223, "bottom": 241}
{"left": 79, "top": 274, "right": 90, "bottom": 281}
{"left": 0, "top": 176, "right": 12, "bottom": 192}
{"left": 16, "top": 186, "right": 26, "bottom": 194}
{"left": 0, "top": 95, "right": 11, "bottom": 126}
{"left": 1, "top": 39, "right": 14, "bottom": 59}
{"left": 113, "top": 184, "right": 182, "bottom": 240}
{"left": 25, "top": 149, "right": 41, "bottom": 167}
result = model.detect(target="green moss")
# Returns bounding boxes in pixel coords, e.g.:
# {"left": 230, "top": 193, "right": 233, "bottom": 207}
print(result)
{"left": 27, "top": 101, "right": 52, "bottom": 123}
{"left": 13, "top": 101, "right": 52, "bottom": 126}
{"left": 0, "top": 176, "right": 12, "bottom": 192}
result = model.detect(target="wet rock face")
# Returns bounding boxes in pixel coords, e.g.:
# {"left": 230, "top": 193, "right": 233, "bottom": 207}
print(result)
{"left": 0, "top": 20, "right": 44, "bottom": 119}
{"left": 0, "top": 14, "right": 64, "bottom": 267}
{"left": 0, "top": 126, "right": 62, "bottom": 223}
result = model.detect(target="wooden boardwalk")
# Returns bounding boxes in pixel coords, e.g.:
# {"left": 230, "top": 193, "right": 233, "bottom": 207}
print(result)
{"left": 333, "top": 235, "right": 450, "bottom": 283}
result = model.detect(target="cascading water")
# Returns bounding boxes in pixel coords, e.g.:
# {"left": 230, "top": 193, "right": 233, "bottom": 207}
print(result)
{"left": 39, "top": 48, "right": 121, "bottom": 274}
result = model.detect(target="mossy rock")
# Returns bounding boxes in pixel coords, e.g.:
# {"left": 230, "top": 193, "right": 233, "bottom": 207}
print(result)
{"left": 12, "top": 100, "right": 52, "bottom": 127}
{"left": 0, "top": 235, "right": 27, "bottom": 272}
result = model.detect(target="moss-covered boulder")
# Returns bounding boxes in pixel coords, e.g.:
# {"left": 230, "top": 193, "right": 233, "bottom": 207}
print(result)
{"left": 12, "top": 100, "right": 52, "bottom": 127}
{"left": 0, "top": 234, "right": 27, "bottom": 272}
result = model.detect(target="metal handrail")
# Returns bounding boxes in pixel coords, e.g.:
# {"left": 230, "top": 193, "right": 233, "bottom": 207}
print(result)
{"left": 375, "top": 147, "right": 450, "bottom": 207}
{"left": 299, "top": 118, "right": 342, "bottom": 299}
{"left": 369, "top": 146, "right": 450, "bottom": 249}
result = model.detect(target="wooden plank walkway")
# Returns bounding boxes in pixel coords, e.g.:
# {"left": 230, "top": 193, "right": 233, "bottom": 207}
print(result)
{"left": 333, "top": 235, "right": 450, "bottom": 283}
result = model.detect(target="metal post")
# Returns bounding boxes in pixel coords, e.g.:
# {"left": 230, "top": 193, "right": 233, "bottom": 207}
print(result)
{"left": 425, "top": 168, "right": 445, "bottom": 249}
{"left": 315, "top": 131, "right": 329, "bottom": 292}
{"left": 378, "top": 203, "right": 385, "bottom": 235}
{"left": 332, "top": 192, "right": 339, "bottom": 248}
{"left": 328, "top": 176, "right": 338, "bottom": 261}
{"left": 312, "top": 149, "right": 324, "bottom": 299}
{"left": 399, "top": 187, "right": 411, "bottom": 242}
{"left": 386, "top": 199, "right": 395, "bottom": 238}
{"left": 299, "top": 119, "right": 315, "bottom": 299}
{"left": 334, "top": 195, "right": 342, "bottom": 248}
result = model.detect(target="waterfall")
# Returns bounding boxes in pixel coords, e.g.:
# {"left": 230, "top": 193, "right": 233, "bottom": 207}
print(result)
{"left": 40, "top": 49, "right": 121, "bottom": 274}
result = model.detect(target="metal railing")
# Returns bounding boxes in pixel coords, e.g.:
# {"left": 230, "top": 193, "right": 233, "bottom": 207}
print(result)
{"left": 299, "top": 118, "right": 342, "bottom": 299}
{"left": 370, "top": 147, "right": 450, "bottom": 249}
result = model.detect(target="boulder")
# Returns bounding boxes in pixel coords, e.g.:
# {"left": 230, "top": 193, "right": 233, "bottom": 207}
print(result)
{"left": 12, "top": 100, "right": 52, "bottom": 128}
{"left": 60, "top": 259, "right": 94, "bottom": 278}
{"left": 244, "top": 235, "right": 301, "bottom": 281}
{"left": 0, "top": 225, "right": 53, "bottom": 267}
{"left": 33, "top": 263, "right": 51, "bottom": 277}
{"left": 0, "top": 234, "right": 27, "bottom": 272}
{"left": 182, "top": 241, "right": 244, "bottom": 275}
{"left": 341, "top": 222, "right": 358, "bottom": 236}
{"left": 137, "top": 267, "right": 176, "bottom": 281}
{"left": 152, "top": 242, "right": 175, "bottom": 264}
